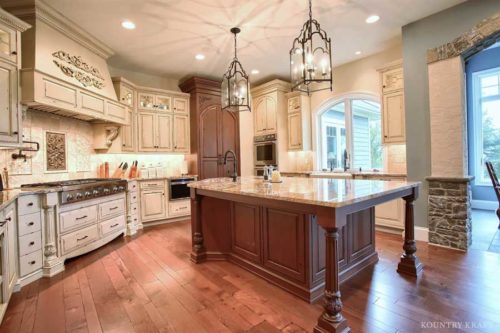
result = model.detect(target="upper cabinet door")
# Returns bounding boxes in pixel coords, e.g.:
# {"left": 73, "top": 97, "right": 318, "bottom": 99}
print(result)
{"left": 155, "top": 95, "right": 171, "bottom": 112}
{"left": 156, "top": 113, "right": 172, "bottom": 151}
{"left": 0, "top": 61, "right": 20, "bottom": 145}
{"left": 173, "top": 114, "right": 189, "bottom": 152}
{"left": 288, "top": 112, "right": 302, "bottom": 150}
{"left": 382, "top": 91, "right": 405, "bottom": 144}
{"left": 287, "top": 96, "right": 301, "bottom": 113}
{"left": 173, "top": 97, "right": 188, "bottom": 114}
{"left": 382, "top": 68, "right": 404, "bottom": 94}
{"left": 119, "top": 85, "right": 134, "bottom": 107}
{"left": 138, "top": 112, "right": 156, "bottom": 151}
{"left": 0, "top": 22, "right": 17, "bottom": 64}
{"left": 254, "top": 98, "right": 267, "bottom": 135}
{"left": 265, "top": 96, "right": 277, "bottom": 133}
{"left": 138, "top": 92, "right": 155, "bottom": 111}
{"left": 122, "top": 109, "right": 135, "bottom": 152}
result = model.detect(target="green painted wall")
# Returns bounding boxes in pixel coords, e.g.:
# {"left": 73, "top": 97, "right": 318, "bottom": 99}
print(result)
{"left": 402, "top": 0, "right": 500, "bottom": 227}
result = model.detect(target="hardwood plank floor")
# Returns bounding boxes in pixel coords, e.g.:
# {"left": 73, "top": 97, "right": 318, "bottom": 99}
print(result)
{"left": 1, "top": 220, "right": 500, "bottom": 333}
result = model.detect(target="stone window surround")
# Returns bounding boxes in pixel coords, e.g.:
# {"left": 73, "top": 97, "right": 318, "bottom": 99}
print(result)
{"left": 425, "top": 12, "right": 500, "bottom": 251}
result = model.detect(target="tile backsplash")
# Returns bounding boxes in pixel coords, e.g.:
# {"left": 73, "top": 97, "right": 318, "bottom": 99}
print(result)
{"left": 0, "top": 110, "right": 186, "bottom": 188}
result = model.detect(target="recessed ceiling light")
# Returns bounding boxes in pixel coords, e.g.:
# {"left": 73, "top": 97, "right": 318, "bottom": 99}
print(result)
{"left": 251, "top": 69, "right": 260, "bottom": 75}
{"left": 355, "top": 51, "right": 362, "bottom": 55}
{"left": 366, "top": 15, "right": 380, "bottom": 24}
{"left": 121, "top": 20, "right": 136, "bottom": 30}
{"left": 195, "top": 54, "right": 205, "bottom": 60}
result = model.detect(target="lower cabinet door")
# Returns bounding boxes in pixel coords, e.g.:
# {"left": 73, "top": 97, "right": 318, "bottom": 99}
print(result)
{"left": 140, "top": 190, "right": 166, "bottom": 221}
{"left": 262, "top": 208, "right": 306, "bottom": 283}
{"left": 230, "top": 203, "right": 261, "bottom": 263}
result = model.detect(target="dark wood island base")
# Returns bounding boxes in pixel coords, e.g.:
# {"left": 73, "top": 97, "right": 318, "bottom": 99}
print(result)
{"left": 189, "top": 177, "right": 422, "bottom": 333}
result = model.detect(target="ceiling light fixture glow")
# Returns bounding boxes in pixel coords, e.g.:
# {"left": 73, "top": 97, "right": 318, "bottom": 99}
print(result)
{"left": 121, "top": 20, "right": 136, "bottom": 30}
{"left": 365, "top": 15, "right": 380, "bottom": 24}
{"left": 355, "top": 51, "right": 362, "bottom": 55}
{"left": 195, "top": 54, "right": 205, "bottom": 60}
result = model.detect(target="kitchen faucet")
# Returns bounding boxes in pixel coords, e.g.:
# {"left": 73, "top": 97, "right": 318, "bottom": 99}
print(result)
{"left": 224, "top": 150, "right": 238, "bottom": 182}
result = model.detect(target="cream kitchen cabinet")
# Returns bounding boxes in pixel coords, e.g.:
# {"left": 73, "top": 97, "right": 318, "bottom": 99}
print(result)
{"left": 138, "top": 92, "right": 171, "bottom": 112}
{"left": 173, "top": 114, "right": 189, "bottom": 152}
{"left": 375, "top": 199, "right": 405, "bottom": 230}
{"left": 378, "top": 60, "right": 405, "bottom": 144}
{"left": 286, "top": 92, "right": 311, "bottom": 151}
{"left": 0, "top": 9, "right": 29, "bottom": 148}
{"left": 140, "top": 180, "right": 168, "bottom": 222}
{"left": 173, "top": 97, "right": 188, "bottom": 114}
{"left": 254, "top": 95, "right": 277, "bottom": 135}
{"left": 121, "top": 109, "right": 135, "bottom": 151}
{"left": 138, "top": 112, "right": 172, "bottom": 152}
{"left": 3, "top": 204, "right": 17, "bottom": 301}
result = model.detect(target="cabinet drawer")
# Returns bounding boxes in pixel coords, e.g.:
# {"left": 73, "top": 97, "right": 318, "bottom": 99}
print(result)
{"left": 140, "top": 180, "right": 164, "bottom": 189}
{"left": 169, "top": 200, "right": 190, "bottom": 216}
{"left": 130, "top": 213, "right": 140, "bottom": 226}
{"left": 107, "top": 101, "right": 127, "bottom": 121}
{"left": 99, "top": 215, "right": 125, "bottom": 237}
{"left": 19, "top": 232, "right": 42, "bottom": 256}
{"left": 61, "top": 224, "right": 99, "bottom": 255}
{"left": 128, "top": 192, "right": 138, "bottom": 204}
{"left": 18, "top": 195, "right": 40, "bottom": 216}
{"left": 60, "top": 205, "right": 98, "bottom": 233}
{"left": 129, "top": 202, "right": 139, "bottom": 215}
{"left": 128, "top": 181, "right": 138, "bottom": 191}
{"left": 81, "top": 92, "right": 105, "bottom": 114}
{"left": 18, "top": 212, "right": 41, "bottom": 236}
{"left": 99, "top": 198, "right": 125, "bottom": 219}
{"left": 19, "top": 250, "right": 42, "bottom": 277}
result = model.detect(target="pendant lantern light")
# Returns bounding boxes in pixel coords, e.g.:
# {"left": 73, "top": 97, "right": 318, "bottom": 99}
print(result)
{"left": 290, "top": 0, "right": 333, "bottom": 94}
{"left": 221, "top": 27, "right": 251, "bottom": 112}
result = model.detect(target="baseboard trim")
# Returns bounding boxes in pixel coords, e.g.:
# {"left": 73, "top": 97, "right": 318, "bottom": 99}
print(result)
{"left": 415, "top": 227, "right": 429, "bottom": 242}
{"left": 471, "top": 200, "right": 497, "bottom": 211}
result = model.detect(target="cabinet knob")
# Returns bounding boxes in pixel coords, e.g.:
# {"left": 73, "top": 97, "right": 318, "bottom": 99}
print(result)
{"left": 11, "top": 51, "right": 17, "bottom": 55}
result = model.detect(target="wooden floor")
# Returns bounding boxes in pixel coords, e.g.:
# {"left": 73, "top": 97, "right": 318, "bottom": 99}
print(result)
{"left": 1, "top": 221, "right": 500, "bottom": 333}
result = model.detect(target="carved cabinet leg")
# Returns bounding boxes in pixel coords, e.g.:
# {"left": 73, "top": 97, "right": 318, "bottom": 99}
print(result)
{"left": 397, "top": 191, "right": 423, "bottom": 276}
{"left": 314, "top": 227, "right": 350, "bottom": 333}
{"left": 190, "top": 191, "right": 206, "bottom": 263}
{"left": 42, "top": 192, "right": 64, "bottom": 277}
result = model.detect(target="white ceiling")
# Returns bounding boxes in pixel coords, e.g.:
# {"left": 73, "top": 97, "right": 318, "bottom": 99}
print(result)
{"left": 44, "top": 0, "right": 465, "bottom": 83}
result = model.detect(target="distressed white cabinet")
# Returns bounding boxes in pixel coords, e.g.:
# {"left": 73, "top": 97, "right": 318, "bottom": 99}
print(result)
{"left": 140, "top": 180, "right": 168, "bottom": 222}
{"left": 0, "top": 10, "right": 29, "bottom": 148}
{"left": 138, "top": 112, "right": 172, "bottom": 152}
{"left": 375, "top": 199, "right": 405, "bottom": 229}
{"left": 157, "top": 114, "right": 172, "bottom": 151}
{"left": 173, "top": 114, "right": 189, "bottom": 152}
{"left": 254, "top": 95, "right": 277, "bottom": 135}
{"left": 378, "top": 60, "right": 405, "bottom": 144}
{"left": 173, "top": 97, "right": 188, "bottom": 114}
{"left": 138, "top": 92, "right": 171, "bottom": 112}
{"left": 286, "top": 92, "right": 311, "bottom": 151}
{"left": 4, "top": 205, "right": 17, "bottom": 300}
{"left": 121, "top": 109, "right": 135, "bottom": 151}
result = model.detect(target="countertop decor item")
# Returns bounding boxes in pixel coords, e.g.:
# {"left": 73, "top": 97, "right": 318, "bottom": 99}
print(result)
{"left": 290, "top": 0, "right": 333, "bottom": 94}
{"left": 221, "top": 27, "right": 251, "bottom": 113}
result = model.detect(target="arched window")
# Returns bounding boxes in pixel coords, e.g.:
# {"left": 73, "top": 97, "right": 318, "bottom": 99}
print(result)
{"left": 317, "top": 94, "right": 383, "bottom": 171}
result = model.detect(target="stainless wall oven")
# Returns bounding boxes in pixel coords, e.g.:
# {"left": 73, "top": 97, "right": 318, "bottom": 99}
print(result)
{"left": 169, "top": 177, "right": 196, "bottom": 201}
{"left": 254, "top": 133, "right": 277, "bottom": 166}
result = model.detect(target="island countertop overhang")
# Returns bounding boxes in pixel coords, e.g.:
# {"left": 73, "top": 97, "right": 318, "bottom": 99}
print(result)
{"left": 188, "top": 176, "right": 420, "bottom": 209}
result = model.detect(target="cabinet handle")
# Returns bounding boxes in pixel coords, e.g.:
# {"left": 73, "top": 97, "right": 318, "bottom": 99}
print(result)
{"left": 11, "top": 51, "right": 17, "bottom": 55}
{"left": 0, "top": 221, "right": 6, "bottom": 226}
{"left": 29, "top": 260, "right": 36, "bottom": 265}
{"left": 77, "top": 235, "right": 89, "bottom": 242}
{"left": 110, "top": 223, "right": 120, "bottom": 228}
{"left": 110, "top": 206, "right": 119, "bottom": 210}
{"left": 29, "top": 241, "right": 35, "bottom": 246}
{"left": 5, "top": 217, "right": 11, "bottom": 221}
{"left": 27, "top": 202, "right": 34, "bottom": 207}
{"left": 76, "top": 215, "right": 88, "bottom": 220}
{"left": 28, "top": 222, "right": 35, "bottom": 226}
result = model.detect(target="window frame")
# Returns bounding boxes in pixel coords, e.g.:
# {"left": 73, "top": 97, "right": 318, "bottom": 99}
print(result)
{"left": 315, "top": 93, "right": 382, "bottom": 171}
{"left": 471, "top": 67, "right": 500, "bottom": 186}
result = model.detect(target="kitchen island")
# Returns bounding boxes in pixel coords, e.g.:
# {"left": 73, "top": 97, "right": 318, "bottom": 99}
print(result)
{"left": 189, "top": 176, "right": 422, "bottom": 333}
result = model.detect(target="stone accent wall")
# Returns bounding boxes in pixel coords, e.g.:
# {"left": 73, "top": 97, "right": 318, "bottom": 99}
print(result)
{"left": 427, "top": 177, "right": 473, "bottom": 251}
{"left": 427, "top": 12, "right": 500, "bottom": 64}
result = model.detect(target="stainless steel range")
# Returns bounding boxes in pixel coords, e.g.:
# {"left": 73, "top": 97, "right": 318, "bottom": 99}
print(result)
{"left": 21, "top": 178, "right": 128, "bottom": 204}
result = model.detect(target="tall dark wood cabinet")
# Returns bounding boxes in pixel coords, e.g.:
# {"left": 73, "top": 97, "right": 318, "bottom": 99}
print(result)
{"left": 179, "top": 77, "right": 240, "bottom": 180}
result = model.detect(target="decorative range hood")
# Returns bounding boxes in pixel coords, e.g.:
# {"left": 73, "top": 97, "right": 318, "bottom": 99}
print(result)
{"left": 0, "top": 0, "right": 128, "bottom": 126}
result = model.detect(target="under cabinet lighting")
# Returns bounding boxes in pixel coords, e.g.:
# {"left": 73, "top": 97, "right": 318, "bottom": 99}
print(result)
{"left": 366, "top": 15, "right": 380, "bottom": 24}
{"left": 195, "top": 54, "right": 205, "bottom": 60}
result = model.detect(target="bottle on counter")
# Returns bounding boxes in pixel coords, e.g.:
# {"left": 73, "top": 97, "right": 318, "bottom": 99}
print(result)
{"left": 148, "top": 163, "right": 156, "bottom": 179}
{"left": 156, "top": 163, "right": 164, "bottom": 178}
{"left": 139, "top": 163, "right": 148, "bottom": 179}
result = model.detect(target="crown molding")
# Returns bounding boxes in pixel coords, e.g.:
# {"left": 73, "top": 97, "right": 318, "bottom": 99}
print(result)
{"left": 0, "top": 7, "right": 31, "bottom": 32}
{"left": 251, "top": 79, "right": 291, "bottom": 96}
{"left": 0, "top": 0, "right": 114, "bottom": 59}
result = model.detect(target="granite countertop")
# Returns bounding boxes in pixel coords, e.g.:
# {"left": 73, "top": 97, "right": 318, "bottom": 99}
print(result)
{"left": 132, "top": 175, "right": 198, "bottom": 182}
{"left": 0, "top": 187, "right": 60, "bottom": 211}
{"left": 282, "top": 170, "right": 407, "bottom": 178}
{"left": 188, "top": 176, "right": 419, "bottom": 208}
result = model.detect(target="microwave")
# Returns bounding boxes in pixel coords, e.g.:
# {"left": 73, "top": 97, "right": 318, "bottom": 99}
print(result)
{"left": 254, "top": 134, "right": 277, "bottom": 166}
{"left": 168, "top": 177, "right": 196, "bottom": 201}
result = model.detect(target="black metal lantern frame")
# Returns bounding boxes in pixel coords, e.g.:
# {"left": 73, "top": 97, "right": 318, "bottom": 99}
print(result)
{"left": 222, "top": 27, "right": 251, "bottom": 112}
{"left": 290, "top": 0, "right": 333, "bottom": 95}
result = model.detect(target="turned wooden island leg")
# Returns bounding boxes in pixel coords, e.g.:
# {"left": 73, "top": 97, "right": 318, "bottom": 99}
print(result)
{"left": 190, "top": 190, "right": 206, "bottom": 263}
{"left": 314, "top": 227, "right": 350, "bottom": 333}
{"left": 397, "top": 189, "right": 423, "bottom": 276}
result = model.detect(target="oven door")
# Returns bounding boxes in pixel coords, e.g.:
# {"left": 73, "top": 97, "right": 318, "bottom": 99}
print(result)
{"left": 254, "top": 141, "right": 276, "bottom": 166}
{"left": 169, "top": 179, "right": 194, "bottom": 201}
